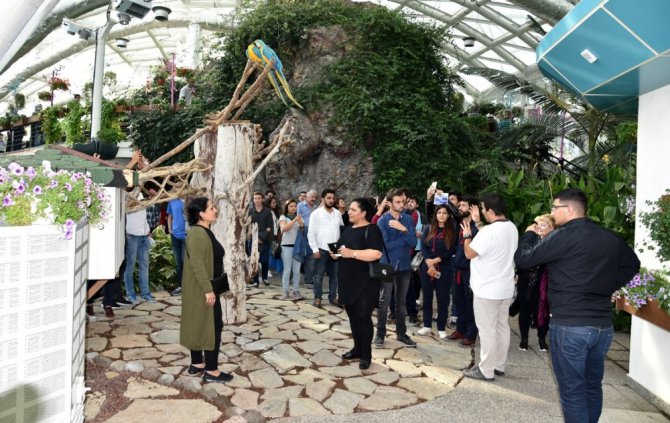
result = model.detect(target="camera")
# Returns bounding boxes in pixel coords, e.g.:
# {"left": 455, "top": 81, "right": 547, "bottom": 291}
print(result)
{"left": 62, "top": 19, "right": 85, "bottom": 36}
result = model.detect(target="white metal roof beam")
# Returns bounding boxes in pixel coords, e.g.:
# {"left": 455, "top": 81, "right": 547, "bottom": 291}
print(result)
{"left": 146, "top": 30, "right": 168, "bottom": 60}
{"left": 0, "top": 18, "right": 233, "bottom": 99}
{"left": 507, "top": 0, "right": 574, "bottom": 25}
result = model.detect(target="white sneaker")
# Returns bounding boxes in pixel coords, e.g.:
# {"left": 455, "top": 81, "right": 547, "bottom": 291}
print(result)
{"left": 439, "top": 331, "right": 447, "bottom": 339}
{"left": 417, "top": 327, "right": 431, "bottom": 336}
{"left": 268, "top": 271, "right": 273, "bottom": 278}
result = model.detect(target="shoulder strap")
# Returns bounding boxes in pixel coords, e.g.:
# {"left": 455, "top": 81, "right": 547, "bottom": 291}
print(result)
{"left": 365, "top": 225, "right": 391, "bottom": 262}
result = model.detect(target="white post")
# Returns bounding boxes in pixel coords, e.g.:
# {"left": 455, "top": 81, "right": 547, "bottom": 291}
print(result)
{"left": 90, "top": 21, "right": 113, "bottom": 139}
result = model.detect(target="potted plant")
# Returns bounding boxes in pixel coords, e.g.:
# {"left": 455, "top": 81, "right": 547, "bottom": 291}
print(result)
{"left": 614, "top": 268, "right": 670, "bottom": 331}
{"left": 14, "top": 93, "right": 26, "bottom": 110}
{"left": 38, "top": 91, "right": 53, "bottom": 102}
{"left": 48, "top": 76, "right": 70, "bottom": 91}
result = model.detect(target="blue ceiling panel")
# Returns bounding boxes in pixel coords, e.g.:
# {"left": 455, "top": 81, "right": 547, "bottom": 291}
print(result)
{"left": 605, "top": 0, "right": 670, "bottom": 53}
{"left": 585, "top": 95, "right": 637, "bottom": 114}
{"left": 536, "top": 0, "right": 669, "bottom": 114}
{"left": 537, "top": 0, "right": 603, "bottom": 58}
{"left": 543, "top": 9, "right": 653, "bottom": 92}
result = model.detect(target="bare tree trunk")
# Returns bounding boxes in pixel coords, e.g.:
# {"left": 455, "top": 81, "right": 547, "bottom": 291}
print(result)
{"left": 194, "top": 123, "right": 259, "bottom": 323}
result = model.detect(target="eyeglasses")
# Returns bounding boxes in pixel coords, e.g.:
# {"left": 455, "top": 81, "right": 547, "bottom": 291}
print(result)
{"left": 551, "top": 205, "right": 568, "bottom": 210}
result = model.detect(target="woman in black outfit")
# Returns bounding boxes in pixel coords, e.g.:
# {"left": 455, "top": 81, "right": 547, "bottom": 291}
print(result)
{"left": 330, "top": 198, "right": 384, "bottom": 370}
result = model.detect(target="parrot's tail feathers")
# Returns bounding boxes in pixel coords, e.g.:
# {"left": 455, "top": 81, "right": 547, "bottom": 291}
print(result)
{"left": 276, "top": 71, "right": 304, "bottom": 110}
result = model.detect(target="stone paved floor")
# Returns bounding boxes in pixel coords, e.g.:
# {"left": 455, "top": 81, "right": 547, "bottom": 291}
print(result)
{"left": 84, "top": 278, "right": 472, "bottom": 421}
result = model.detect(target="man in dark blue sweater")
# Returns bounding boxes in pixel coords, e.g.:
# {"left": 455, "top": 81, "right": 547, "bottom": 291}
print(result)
{"left": 375, "top": 190, "right": 417, "bottom": 347}
{"left": 515, "top": 188, "right": 639, "bottom": 423}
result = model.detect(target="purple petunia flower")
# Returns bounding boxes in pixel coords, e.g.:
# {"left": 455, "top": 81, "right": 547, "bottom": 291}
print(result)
{"left": 64, "top": 229, "right": 74, "bottom": 240}
{"left": 49, "top": 179, "right": 58, "bottom": 188}
{"left": 26, "top": 167, "right": 37, "bottom": 181}
{"left": 8, "top": 162, "right": 23, "bottom": 176}
{"left": 33, "top": 185, "right": 42, "bottom": 195}
{"left": 65, "top": 182, "right": 72, "bottom": 192}
{"left": 2, "top": 194, "right": 13, "bottom": 206}
{"left": 64, "top": 219, "right": 75, "bottom": 230}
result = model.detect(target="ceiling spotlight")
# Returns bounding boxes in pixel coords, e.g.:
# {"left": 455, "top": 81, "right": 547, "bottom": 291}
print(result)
{"left": 117, "top": 12, "right": 131, "bottom": 25}
{"left": 152, "top": 6, "right": 171, "bottom": 21}
{"left": 116, "top": 38, "right": 129, "bottom": 49}
{"left": 463, "top": 37, "right": 475, "bottom": 48}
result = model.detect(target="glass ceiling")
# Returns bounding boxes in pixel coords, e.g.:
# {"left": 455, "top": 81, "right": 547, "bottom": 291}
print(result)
{"left": 0, "top": 0, "right": 576, "bottom": 113}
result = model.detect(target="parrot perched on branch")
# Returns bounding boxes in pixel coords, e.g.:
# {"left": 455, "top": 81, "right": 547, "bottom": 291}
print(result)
{"left": 246, "top": 39, "right": 304, "bottom": 109}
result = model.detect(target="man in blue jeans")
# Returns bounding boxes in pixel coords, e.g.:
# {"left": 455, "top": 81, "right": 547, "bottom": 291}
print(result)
{"left": 515, "top": 188, "right": 639, "bottom": 422}
{"left": 307, "top": 189, "right": 342, "bottom": 308}
{"left": 167, "top": 198, "right": 186, "bottom": 296}
{"left": 124, "top": 195, "right": 154, "bottom": 303}
{"left": 375, "top": 190, "right": 417, "bottom": 347}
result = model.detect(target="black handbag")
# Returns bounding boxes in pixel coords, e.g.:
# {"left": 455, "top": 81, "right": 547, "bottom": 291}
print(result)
{"left": 210, "top": 274, "right": 230, "bottom": 295}
{"left": 365, "top": 226, "right": 396, "bottom": 282}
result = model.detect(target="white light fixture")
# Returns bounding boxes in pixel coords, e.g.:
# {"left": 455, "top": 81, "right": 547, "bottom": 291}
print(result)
{"left": 117, "top": 12, "right": 131, "bottom": 25}
{"left": 580, "top": 48, "right": 598, "bottom": 64}
{"left": 116, "top": 38, "right": 129, "bottom": 49}
{"left": 463, "top": 37, "right": 475, "bottom": 48}
{"left": 152, "top": 6, "right": 171, "bottom": 21}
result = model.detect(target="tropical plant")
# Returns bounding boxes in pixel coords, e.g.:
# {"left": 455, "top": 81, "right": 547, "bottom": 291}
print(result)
{"left": 96, "top": 99, "right": 125, "bottom": 144}
{"left": 461, "top": 68, "right": 633, "bottom": 186}
{"left": 147, "top": 226, "right": 177, "bottom": 290}
{"left": 40, "top": 105, "right": 64, "bottom": 144}
{"left": 61, "top": 100, "right": 87, "bottom": 145}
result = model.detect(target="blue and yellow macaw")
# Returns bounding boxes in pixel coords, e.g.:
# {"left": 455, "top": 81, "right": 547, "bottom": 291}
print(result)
{"left": 246, "top": 39, "right": 304, "bottom": 109}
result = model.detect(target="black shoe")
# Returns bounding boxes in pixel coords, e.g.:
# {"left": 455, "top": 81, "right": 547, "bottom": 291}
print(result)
{"left": 203, "top": 371, "right": 233, "bottom": 383}
{"left": 114, "top": 298, "right": 134, "bottom": 308}
{"left": 359, "top": 360, "right": 371, "bottom": 370}
{"left": 252, "top": 283, "right": 260, "bottom": 288}
{"left": 373, "top": 334, "right": 384, "bottom": 346}
{"left": 494, "top": 369, "right": 505, "bottom": 376}
{"left": 188, "top": 365, "right": 205, "bottom": 375}
{"left": 329, "top": 299, "right": 343, "bottom": 308}
{"left": 388, "top": 313, "right": 396, "bottom": 322}
{"left": 397, "top": 334, "right": 416, "bottom": 347}
{"left": 171, "top": 287, "right": 182, "bottom": 296}
{"left": 539, "top": 338, "right": 549, "bottom": 352}
{"left": 342, "top": 350, "right": 361, "bottom": 360}
{"left": 519, "top": 339, "right": 529, "bottom": 351}
{"left": 408, "top": 315, "right": 418, "bottom": 325}
{"left": 263, "top": 280, "right": 270, "bottom": 287}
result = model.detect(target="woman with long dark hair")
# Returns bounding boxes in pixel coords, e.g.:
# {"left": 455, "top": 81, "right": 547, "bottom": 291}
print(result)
{"left": 267, "top": 196, "right": 283, "bottom": 277}
{"left": 330, "top": 198, "right": 384, "bottom": 370}
{"left": 416, "top": 205, "right": 457, "bottom": 339}
{"left": 179, "top": 197, "right": 232, "bottom": 383}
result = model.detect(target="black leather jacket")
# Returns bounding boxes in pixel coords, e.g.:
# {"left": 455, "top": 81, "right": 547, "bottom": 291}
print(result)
{"left": 514, "top": 217, "right": 639, "bottom": 326}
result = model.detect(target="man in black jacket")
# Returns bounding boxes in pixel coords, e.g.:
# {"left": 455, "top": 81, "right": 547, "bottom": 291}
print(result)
{"left": 249, "top": 191, "right": 274, "bottom": 288}
{"left": 514, "top": 188, "right": 639, "bottom": 423}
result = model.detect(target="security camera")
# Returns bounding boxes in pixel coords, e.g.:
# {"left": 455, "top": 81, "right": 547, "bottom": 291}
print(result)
{"left": 79, "top": 29, "right": 91, "bottom": 40}
{"left": 152, "top": 6, "right": 171, "bottom": 21}
{"left": 62, "top": 19, "right": 83, "bottom": 36}
{"left": 116, "top": 38, "right": 129, "bottom": 49}
{"left": 117, "top": 12, "right": 131, "bottom": 25}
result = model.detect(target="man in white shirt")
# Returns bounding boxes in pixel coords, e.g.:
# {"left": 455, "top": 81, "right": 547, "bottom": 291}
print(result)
{"left": 461, "top": 193, "right": 518, "bottom": 381}
{"left": 307, "top": 189, "right": 343, "bottom": 308}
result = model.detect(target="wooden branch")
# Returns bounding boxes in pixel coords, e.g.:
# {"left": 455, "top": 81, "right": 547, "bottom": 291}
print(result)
{"left": 143, "top": 126, "right": 213, "bottom": 172}
{"left": 246, "top": 119, "right": 294, "bottom": 185}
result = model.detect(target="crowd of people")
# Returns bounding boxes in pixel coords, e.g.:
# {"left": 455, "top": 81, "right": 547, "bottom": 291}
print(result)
{"left": 88, "top": 166, "right": 641, "bottom": 422}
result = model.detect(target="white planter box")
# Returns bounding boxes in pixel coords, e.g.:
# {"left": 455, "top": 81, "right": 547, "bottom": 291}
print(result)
{"left": 87, "top": 187, "right": 125, "bottom": 280}
{"left": 628, "top": 315, "right": 670, "bottom": 411}
{"left": 0, "top": 222, "right": 89, "bottom": 423}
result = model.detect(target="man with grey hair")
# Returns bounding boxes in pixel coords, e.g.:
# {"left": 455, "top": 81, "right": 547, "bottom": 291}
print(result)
{"left": 298, "top": 189, "right": 319, "bottom": 286}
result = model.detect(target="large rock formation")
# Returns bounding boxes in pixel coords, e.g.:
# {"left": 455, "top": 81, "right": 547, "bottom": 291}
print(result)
{"left": 255, "top": 26, "right": 376, "bottom": 203}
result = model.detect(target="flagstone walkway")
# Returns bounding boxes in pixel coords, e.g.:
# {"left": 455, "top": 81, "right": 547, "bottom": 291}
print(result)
{"left": 84, "top": 282, "right": 472, "bottom": 421}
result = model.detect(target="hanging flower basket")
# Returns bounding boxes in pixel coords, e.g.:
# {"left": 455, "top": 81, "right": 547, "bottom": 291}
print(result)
{"left": 37, "top": 91, "right": 53, "bottom": 101}
{"left": 176, "top": 67, "right": 194, "bottom": 79}
{"left": 614, "top": 269, "right": 670, "bottom": 331}
{"left": 48, "top": 77, "right": 70, "bottom": 91}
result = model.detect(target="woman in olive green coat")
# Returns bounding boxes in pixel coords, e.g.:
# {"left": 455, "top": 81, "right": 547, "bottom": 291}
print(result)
{"left": 179, "top": 197, "right": 233, "bottom": 383}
